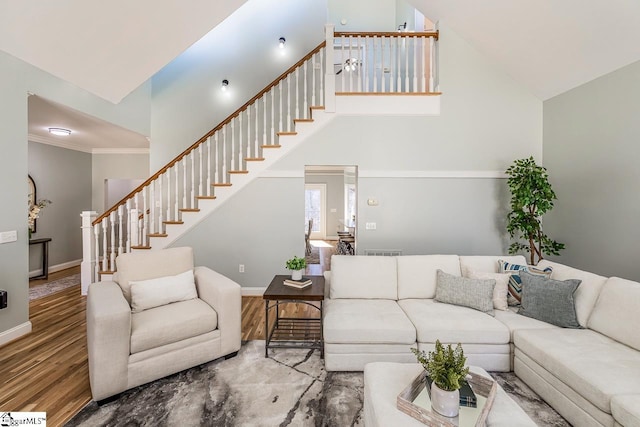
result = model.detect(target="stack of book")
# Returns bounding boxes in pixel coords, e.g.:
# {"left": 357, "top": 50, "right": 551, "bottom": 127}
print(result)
{"left": 426, "top": 376, "right": 477, "bottom": 408}
{"left": 283, "top": 278, "right": 312, "bottom": 289}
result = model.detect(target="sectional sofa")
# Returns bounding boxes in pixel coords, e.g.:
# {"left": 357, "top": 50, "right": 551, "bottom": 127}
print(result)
{"left": 322, "top": 254, "right": 640, "bottom": 427}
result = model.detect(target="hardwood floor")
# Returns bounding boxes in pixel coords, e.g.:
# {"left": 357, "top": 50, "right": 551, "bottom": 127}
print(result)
{"left": 0, "top": 243, "right": 337, "bottom": 426}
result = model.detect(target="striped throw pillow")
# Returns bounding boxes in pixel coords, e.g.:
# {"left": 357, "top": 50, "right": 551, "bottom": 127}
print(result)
{"left": 498, "top": 260, "right": 553, "bottom": 306}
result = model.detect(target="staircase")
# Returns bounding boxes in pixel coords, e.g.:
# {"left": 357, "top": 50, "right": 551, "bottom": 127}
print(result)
{"left": 80, "top": 26, "right": 440, "bottom": 293}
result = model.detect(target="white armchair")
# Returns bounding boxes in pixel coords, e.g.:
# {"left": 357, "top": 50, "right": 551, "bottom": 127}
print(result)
{"left": 86, "top": 247, "right": 241, "bottom": 401}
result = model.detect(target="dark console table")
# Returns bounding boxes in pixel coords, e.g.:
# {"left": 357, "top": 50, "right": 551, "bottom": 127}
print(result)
{"left": 29, "top": 237, "right": 52, "bottom": 280}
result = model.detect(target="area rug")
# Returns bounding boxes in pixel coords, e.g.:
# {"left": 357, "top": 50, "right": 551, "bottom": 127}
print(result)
{"left": 66, "top": 341, "right": 568, "bottom": 427}
{"left": 29, "top": 273, "right": 80, "bottom": 300}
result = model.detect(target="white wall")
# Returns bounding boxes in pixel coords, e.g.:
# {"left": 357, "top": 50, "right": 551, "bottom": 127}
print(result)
{"left": 543, "top": 60, "right": 640, "bottom": 281}
{"left": 328, "top": 0, "right": 397, "bottom": 31}
{"left": 0, "top": 49, "right": 150, "bottom": 342}
{"left": 173, "top": 22, "right": 542, "bottom": 287}
{"left": 92, "top": 153, "right": 150, "bottom": 212}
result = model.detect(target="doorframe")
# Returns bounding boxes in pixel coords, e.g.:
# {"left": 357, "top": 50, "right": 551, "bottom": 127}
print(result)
{"left": 305, "top": 183, "right": 326, "bottom": 240}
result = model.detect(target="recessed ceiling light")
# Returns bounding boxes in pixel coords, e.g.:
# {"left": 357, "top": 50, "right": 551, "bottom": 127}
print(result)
{"left": 279, "top": 37, "right": 286, "bottom": 49}
{"left": 49, "top": 127, "right": 71, "bottom": 136}
{"left": 221, "top": 79, "right": 229, "bottom": 92}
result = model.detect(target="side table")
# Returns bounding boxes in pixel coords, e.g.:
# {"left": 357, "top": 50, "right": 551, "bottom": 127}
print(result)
{"left": 263, "top": 274, "right": 325, "bottom": 358}
{"left": 29, "top": 237, "right": 52, "bottom": 280}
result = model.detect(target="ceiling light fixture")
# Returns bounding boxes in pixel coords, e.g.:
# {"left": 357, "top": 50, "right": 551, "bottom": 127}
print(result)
{"left": 221, "top": 79, "right": 229, "bottom": 92}
{"left": 48, "top": 127, "right": 71, "bottom": 136}
{"left": 279, "top": 37, "right": 286, "bottom": 49}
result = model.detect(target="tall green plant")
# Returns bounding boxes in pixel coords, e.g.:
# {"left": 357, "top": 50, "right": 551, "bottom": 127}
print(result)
{"left": 505, "top": 156, "right": 565, "bottom": 265}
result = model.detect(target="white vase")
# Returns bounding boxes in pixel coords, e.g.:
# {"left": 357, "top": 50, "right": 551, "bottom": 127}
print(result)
{"left": 430, "top": 382, "right": 460, "bottom": 417}
{"left": 291, "top": 270, "right": 303, "bottom": 281}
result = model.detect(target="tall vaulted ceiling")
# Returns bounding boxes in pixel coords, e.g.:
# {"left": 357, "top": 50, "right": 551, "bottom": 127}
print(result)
{"left": 1, "top": 0, "right": 639, "bottom": 103}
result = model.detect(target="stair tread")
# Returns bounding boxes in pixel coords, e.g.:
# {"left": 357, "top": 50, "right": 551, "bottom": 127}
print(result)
{"left": 196, "top": 196, "right": 217, "bottom": 199}
{"left": 213, "top": 183, "right": 233, "bottom": 187}
{"left": 244, "top": 157, "right": 265, "bottom": 161}
{"left": 148, "top": 233, "right": 168, "bottom": 237}
{"left": 277, "top": 131, "right": 298, "bottom": 136}
{"left": 261, "top": 144, "right": 281, "bottom": 148}
{"left": 131, "top": 245, "right": 152, "bottom": 249}
{"left": 294, "top": 118, "right": 314, "bottom": 123}
{"left": 163, "top": 220, "right": 184, "bottom": 225}
{"left": 98, "top": 270, "right": 115, "bottom": 275}
{"left": 179, "top": 208, "right": 200, "bottom": 211}
{"left": 310, "top": 106, "right": 325, "bottom": 110}
{"left": 228, "top": 170, "right": 249, "bottom": 174}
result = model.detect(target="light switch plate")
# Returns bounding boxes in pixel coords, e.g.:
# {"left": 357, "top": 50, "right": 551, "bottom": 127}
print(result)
{"left": 0, "top": 230, "right": 18, "bottom": 244}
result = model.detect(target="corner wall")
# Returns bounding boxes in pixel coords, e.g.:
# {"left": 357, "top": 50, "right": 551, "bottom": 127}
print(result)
{"left": 543, "top": 60, "right": 640, "bottom": 280}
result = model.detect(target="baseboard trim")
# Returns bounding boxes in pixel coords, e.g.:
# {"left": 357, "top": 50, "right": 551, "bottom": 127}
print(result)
{"left": 242, "top": 287, "right": 266, "bottom": 296}
{"left": 29, "top": 258, "right": 81, "bottom": 278}
{"left": 0, "top": 321, "right": 32, "bottom": 347}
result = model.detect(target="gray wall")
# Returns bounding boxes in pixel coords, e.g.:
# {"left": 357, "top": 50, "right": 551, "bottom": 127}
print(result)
{"left": 305, "top": 173, "right": 345, "bottom": 239}
{"left": 543, "top": 60, "right": 640, "bottom": 281}
{"left": 28, "top": 142, "right": 92, "bottom": 272}
{"left": 0, "top": 48, "right": 150, "bottom": 340}
{"left": 92, "top": 153, "right": 150, "bottom": 212}
{"left": 173, "top": 23, "right": 542, "bottom": 288}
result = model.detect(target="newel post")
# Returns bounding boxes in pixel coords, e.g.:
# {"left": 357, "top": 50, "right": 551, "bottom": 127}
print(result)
{"left": 81, "top": 211, "right": 97, "bottom": 295}
{"left": 324, "top": 23, "right": 336, "bottom": 112}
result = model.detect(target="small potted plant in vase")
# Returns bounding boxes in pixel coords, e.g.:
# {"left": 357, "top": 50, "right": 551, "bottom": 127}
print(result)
{"left": 285, "top": 256, "right": 306, "bottom": 281}
{"left": 412, "top": 340, "right": 469, "bottom": 417}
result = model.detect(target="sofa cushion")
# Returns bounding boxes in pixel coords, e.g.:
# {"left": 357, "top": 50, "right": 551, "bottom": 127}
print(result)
{"left": 115, "top": 247, "right": 194, "bottom": 304}
{"left": 514, "top": 328, "right": 640, "bottom": 414}
{"left": 330, "top": 255, "right": 397, "bottom": 300}
{"left": 459, "top": 255, "right": 527, "bottom": 275}
{"left": 130, "top": 298, "right": 217, "bottom": 354}
{"left": 397, "top": 255, "right": 460, "bottom": 299}
{"left": 518, "top": 271, "right": 581, "bottom": 328}
{"left": 611, "top": 395, "right": 640, "bottom": 427}
{"left": 324, "top": 299, "right": 416, "bottom": 344}
{"left": 465, "top": 269, "right": 510, "bottom": 311}
{"left": 494, "top": 308, "right": 557, "bottom": 341}
{"left": 537, "top": 260, "right": 607, "bottom": 327}
{"left": 498, "top": 260, "right": 552, "bottom": 306}
{"left": 588, "top": 277, "right": 640, "bottom": 351}
{"left": 435, "top": 269, "right": 495, "bottom": 315}
{"left": 398, "top": 299, "right": 510, "bottom": 344}
{"left": 129, "top": 269, "right": 198, "bottom": 313}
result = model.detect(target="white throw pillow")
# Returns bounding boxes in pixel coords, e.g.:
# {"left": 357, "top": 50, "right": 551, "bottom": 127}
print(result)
{"left": 129, "top": 269, "right": 198, "bottom": 313}
{"left": 465, "top": 268, "right": 510, "bottom": 311}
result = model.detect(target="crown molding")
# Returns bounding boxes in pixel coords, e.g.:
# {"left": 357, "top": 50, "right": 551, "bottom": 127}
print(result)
{"left": 28, "top": 133, "right": 149, "bottom": 155}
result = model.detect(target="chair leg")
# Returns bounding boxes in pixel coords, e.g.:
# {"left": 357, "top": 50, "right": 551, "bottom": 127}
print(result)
{"left": 224, "top": 351, "right": 239, "bottom": 360}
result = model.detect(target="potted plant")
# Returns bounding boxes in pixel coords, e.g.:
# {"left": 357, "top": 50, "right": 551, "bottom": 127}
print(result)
{"left": 505, "top": 156, "right": 565, "bottom": 265}
{"left": 411, "top": 340, "right": 469, "bottom": 417}
{"left": 285, "top": 255, "right": 306, "bottom": 281}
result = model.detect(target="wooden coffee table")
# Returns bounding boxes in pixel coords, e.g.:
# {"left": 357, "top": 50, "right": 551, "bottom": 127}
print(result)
{"left": 263, "top": 274, "right": 325, "bottom": 358}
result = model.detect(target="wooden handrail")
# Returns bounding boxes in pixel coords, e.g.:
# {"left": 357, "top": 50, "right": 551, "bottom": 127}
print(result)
{"left": 93, "top": 41, "right": 327, "bottom": 226}
{"left": 334, "top": 31, "right": 439, "bottom": 40}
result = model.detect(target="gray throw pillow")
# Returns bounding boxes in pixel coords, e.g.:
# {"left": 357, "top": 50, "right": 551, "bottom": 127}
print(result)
{"left": 518, "top": 271, "right": 582, "bottom": 328}
{"left": 435, "top": 269, "right": 496, "bottom": 316}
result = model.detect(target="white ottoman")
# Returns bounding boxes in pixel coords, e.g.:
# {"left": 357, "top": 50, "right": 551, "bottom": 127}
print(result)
{"left": 364, "top": 363, "right": 536, "bottom": 427}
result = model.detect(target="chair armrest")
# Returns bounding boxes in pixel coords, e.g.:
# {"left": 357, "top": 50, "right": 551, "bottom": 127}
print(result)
{"left": 86, "top": 281, "right": 131, "bottom": 400}
{"left": 194, "top": 266, "right": 241, "bottom": 356}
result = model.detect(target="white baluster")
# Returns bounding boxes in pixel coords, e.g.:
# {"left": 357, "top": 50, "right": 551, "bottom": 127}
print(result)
{"left": 142, "top": 187, "right": 148, "bottom": 246}
{"left": 182, "top": 157, "right": 187, "bottom": 209}
{"left": 130, "top": 209, "right": 139, "bottom": 247}
{"left": 150, "top": 180, "right": 155, "bottom": 234}
{"left": 428, "top": 36, "right": 434, "bottom": 92}
{"left": 381, "top": 37, "right": 386, "bottom": 92}
{"left": 221, "top": 124, "right": 227, "bottom": 181}
{"left": 254, "top": 103, "right": 259, "bottom": 158}
{"left": 109, "top": 211, "right": 116, "bottom": 270}
{"left": 199, "top": 144, "right": 204, "bottom": 197}
{"left": 126, "top": 199, "right": 132, "bottom": 252}
{"left": 404, "top": 36, "right": 410, "bottom": 92}
{"left": 206, "top": 136, "right": 212, "bottom": 196}
{"left": 357, "top": 36, "right": 363, "bottom": 92}
{"left": 263, "top": 95, "right": 268, "bottom": 148}
{"left": 101, "top": 217, "right": 108, "bottom": 272}
{"left": 341, "top": 35, "right": 346, "bottom": 92}
{"left": 413, "top": 35, "right": 418, "bottom": 92}
{"left": 397, "top": 36, "right": 402, "bottom": 92}
{"left": 363, "top": 36, "right": 369, "bottom": 93}
{"left": 296, "top": 67, "right": 301, "bottom": 119}
{"left": 167, "top": 166, "right": 172, "bottom": 221}
{"left": 287, "top": 75, "right": 291, "bottom": 131}
{"left": 174, "top": 165, "right": 179, "bottom": 219}
{"left": 271, "top": 87, "right": 276, "bottom": 144}
{"left": 303, "top": 60, "right": 308, "bottom": 117}
{"left": 230, "top": 119, "right": 236, "bottom": 173}
{"left": 117, "top": 205, "right": 123, "bottom": 255}
{"left": 158, "top": 174, "right": 163, "bottom": 232}
{"left": 190, "top": 150, "right": 195, "bottom": 207}
{"left": 372, "top": 36, "right": 377, "bottom": 92}
{"left": 278, "top": 83, "right": 283, "bottom": 134}
{"left": 349, "top": 36, "right": 354, "bottom": 92}
{"left": 238, "top": 112, "right": 243, "bottom": 170}
{"left": 319, "top": 48, "right": 325, "bottom": 105}
{"left": 312, "top": 53, "right": 317, "bottom": 106}
{"left": 93, "top": 223, "right": 100, "bottom": 282}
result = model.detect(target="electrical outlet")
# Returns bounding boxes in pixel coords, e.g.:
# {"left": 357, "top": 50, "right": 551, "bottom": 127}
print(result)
{"left": 366, "top": 222, "right": 377, "bottom": 230}
{"left": 239, "top": 264, "right": 245, "bottom": 273}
